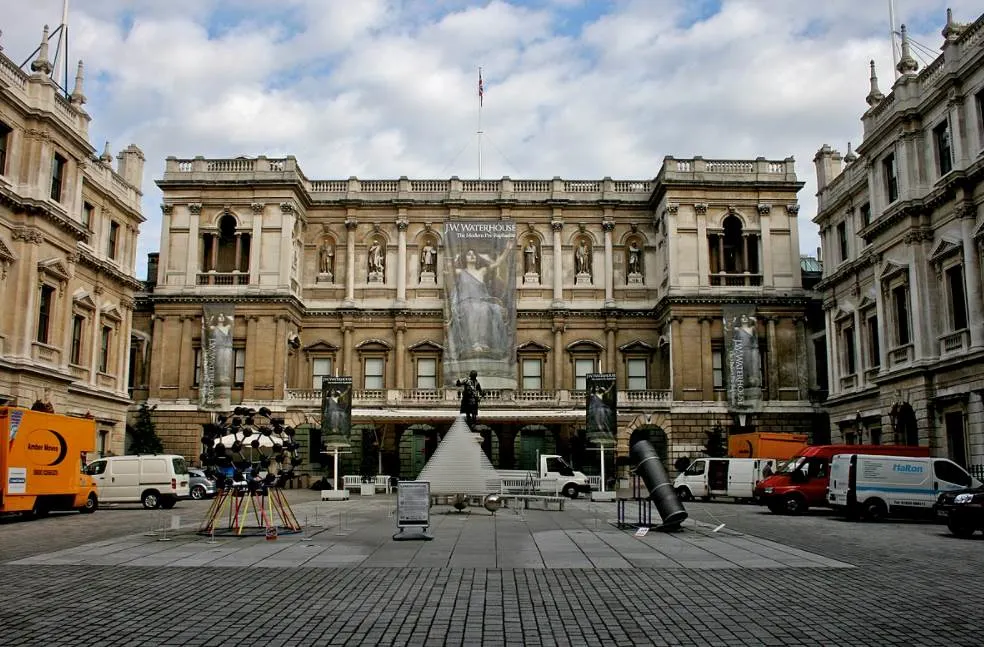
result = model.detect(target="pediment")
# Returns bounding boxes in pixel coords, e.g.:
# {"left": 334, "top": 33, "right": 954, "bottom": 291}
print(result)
{"left": 516, "top": 340, "right": 551, "bottom": 353}
{"left": 929, "top": 237, "right": 961, "bottom": 263}
{"left": 974, "top": 219, "right": 984, "bottom": 240}
{"left": 303, "top": 339, "right": 339, "bottom": 352}
{"left": 72, "top": 289, "right": 96, "bottom": 310}
{"left": 833, "top": 308, "right": 852, "bottom": 322}
{"left": 857, "top": 296, "right": 875, "bottom": 311}
{"left": 878, "top": 259, "right": 908, "bottom": 283}
{"left": 0, "top": 237, "right": 14, "bottom": 263}
{"left": 356, "top": 338, "right": 392, "bottom": 351}
{"left": 566, "top": 339, "right": 604, "bottom": 352}
{"left": 38, "top": 257, "right": 71, "bottom": 283}
{"left": 618, "top": 340, "right": 655, "bottom": 353}
{"left": 100, "top": 304, "right": 122, "bottom": 322}
{"left": 408, "top": 340, "right": 444, "bottom": 352}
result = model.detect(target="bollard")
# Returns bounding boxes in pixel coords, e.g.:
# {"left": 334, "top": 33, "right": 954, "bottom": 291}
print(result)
{"left": 311, "top": 505, "right": 323, "bottom": 528}
{"left": 629, "top": 440, "right": 688, "bottom": 529}
{"left": 301, "top": 516, "right": 312, "bottom": 541}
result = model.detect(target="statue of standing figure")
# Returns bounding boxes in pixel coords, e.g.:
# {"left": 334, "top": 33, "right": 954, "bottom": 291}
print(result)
{"left": 368, "top": 239, "right": 385, "bottom": 276}
{"left": 319, "top": 240, "right": 334, "bottom": 276}
{"left": 420, "top": 242, "right": 436, "bottom": 274}
{"left": 627, "top": 241, "right": 641, "bottom": 275}
{"left": 524, "top": 240, "right": 539, "bottom": 275}
{"left": 456, "top": 370, "right": 484, "bottom": 427}
{"left": 575, "top": 239, "right": 592, "bottom": 276}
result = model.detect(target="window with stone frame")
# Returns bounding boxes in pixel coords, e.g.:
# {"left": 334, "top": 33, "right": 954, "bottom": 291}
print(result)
{"left": 303, "top": 340, "right": 339, "bottom": 391}
{"left": 312, "top": 358, "right": 333, "bottom": 390}
{"left": 573, "top": 357, "right": 596, "bottom": 391}
{"left": 193, "top": 348, "right": 201, "bottom": 387}
{"left": 82, "top": 201, "right": 94, "bottom": 229}
{"left": 707, "top": 215, "right": 760, "bottom": 284}
{"left": 711, "top": 347, "right": 725, "bottom": 390}
{"left": 98, "top": 325, "right": 113, "bottom": 373}
{"left": 408, "top": 341, "right": 442, "bottom": 390}
{"left": 201, "top": 213, "right": 251, "bottom": 274}
{"left": 837, "top": 221, "right": 849, "bottom": 263}
{"left": 516, "top": 341, "right": 550, "bottom": 391}
{"left": 934, "top": 118, "right": 953, "bottom": 177}
{"left": 841, "top": 324, "right": 857, "bottom": 376}
{"left": 865, "top": 312, "right": 880, "bottom": 369}
{"left": 0, "top": 120, "right": 10, "bottom": 176}
{"left": 977, "top": 87, "right": 984, "bottom": 150}
{"left": 363, "top": 357, "right": 385, "bottom": 390}
{"left": 36, "top": 283, "right": 56, "bottom": 344}
{"left": 891, "top": 283, "right": 911, "bottom": 347}
{"left": 859, "top": 202, "right": 871, "bottom": 228}
{"left": 234, "top": 348, "right": 246, "bottom": 386}
{"left": 626, "top": 358, "right": 648, "bottom": 390}
{"left": 50, "top": 152, "right": 67, "bottom": 202}
{"left": 108, "top": 221, "right": 120, "bottom": 260}
{"left": 944, "top": 263, "right": 968, "bottom": 332}
{"left": 415, "top": 358, "right": 438, "bottom": 389}
{"left": 70, "top": 314, "right": 85, "bottom": 365}
{"left": 883, "top": 152, "right": 899, "bottom": 204}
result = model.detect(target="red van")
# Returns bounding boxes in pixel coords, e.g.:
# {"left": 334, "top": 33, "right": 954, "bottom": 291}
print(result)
{"left": 754, "top": 444, "right": 930, "bottom": 515}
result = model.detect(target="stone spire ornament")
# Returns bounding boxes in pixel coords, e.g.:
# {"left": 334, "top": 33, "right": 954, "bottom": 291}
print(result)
{"left": 31, "top": 25, "right": 53, "bottom": 75}
{"left": 99, "top": 141, "right": 112, "bottom": 164}
{"left": 896, "top": 24, "right": 919, "bottom": 75}
{"left": 942, "top": 8, "right": 966, "bottom": 41}
{"left": 70, "top": 60, "right": 86, "bottom": 105}
{"left": 843, "top": 142, "right": 857, "bottom": 164}
{"left": 865, "top": 60, "right": 884, "bottom": 107}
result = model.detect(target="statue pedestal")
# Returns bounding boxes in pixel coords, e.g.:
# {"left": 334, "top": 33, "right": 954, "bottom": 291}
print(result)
{"left": 627, "top": 272, "right": 643, "bottom": 285}
{"left": 316, "top": 272, "right": 334, "bottom": 283}
{"left": 575, "top": 272, "right": 592, "bottom": 286}
{"left": 523, "top": 272, "right": 540, "bottom": 286}
{"left": 419, "top": 270, "right": 436, "bottom": 285}
{"left": 368, "top": 271, "right": 384, "bottom": 284}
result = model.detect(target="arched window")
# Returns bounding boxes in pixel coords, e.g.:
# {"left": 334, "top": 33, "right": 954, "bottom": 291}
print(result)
{"left": 201, "top": 214, "right": 251, "bottom": 277}
{"left": 708, "top": 215, "right": 759, "bottom": 285}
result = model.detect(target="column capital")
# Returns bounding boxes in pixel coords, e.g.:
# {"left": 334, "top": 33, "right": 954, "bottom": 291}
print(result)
{"left": 787, "top": 203, "right": 800, "bottom": 216}
{"left": 188, "top": 203, "right": 203, "bottom": 215}
{"left": 665, "top": 203, "right": 679, "bottom": 215}
{"left": 757, "top": 203, "right": 772, "bottom": 216}
{"left": 551, "top": 220, "right": 563, "bottom": 232}
{"left": 396, "top": 218, "right": 409, "bottom": 232}
{"left": 345, "top": 218, "right": 358, "bottom": 230}
{"left": 694, "top": 203, "right": 707, "bottom": 215}
{"left": 250, "top": 202, "right": 265, "bottom": 214}
{"left": 160, "top": 203, "right": 174, "bottom": 215}
{"left": 602, "top": 221, "right": 615, "bottom": 232}
{"left": 280, "top": 201, "right": 297, "bottom": 215}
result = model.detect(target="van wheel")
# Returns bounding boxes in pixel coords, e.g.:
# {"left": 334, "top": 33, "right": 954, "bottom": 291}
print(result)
{"left": 783, "top": 495, "right": 807, "bottom": 515}
{"left": 142, "top": 491, "right": 161, "bottom": 509}
{"left": 563, "top": 484, "right": 579, "bottom": 499}
{"left": 80, "top": 493, "right": 98, "bottom": 514}
{"left": 947, "top": 516, "right": 976, "bottom": 538}
{"left": 676, "top": 487, "right": 693, "bottom": 502}
{"left": 862, "top": 499, "right": 887, "bottom": 522}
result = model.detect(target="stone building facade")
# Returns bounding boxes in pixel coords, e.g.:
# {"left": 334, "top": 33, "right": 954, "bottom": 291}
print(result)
{"left": 813, "top": 11, "right": 984, "bottom": 468}
{"left": 133, "top": 154, "right": 822, "bottom": 480}
{"left": 0, "top": 27, "right": 145, "bottom": 456}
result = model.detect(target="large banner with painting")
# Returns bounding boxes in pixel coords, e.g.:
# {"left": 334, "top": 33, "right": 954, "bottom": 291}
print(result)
{"left": 320, "top": 376, "right": 353, "bottom": 439}
{"left": 443, "top": 220, "right": 517, "bottom": 389}
{"left": 723, "top": 305, "right": 762, "bottom": 409}
{"left": 585, "top": 373, "right": 617, "bottom": 441}
{"left": 199, "top": 304, "right": 235, "bottom": 411}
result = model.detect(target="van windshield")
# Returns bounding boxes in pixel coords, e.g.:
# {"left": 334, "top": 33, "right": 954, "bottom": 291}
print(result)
{"left": 778, "top": 457, "right": 806, "bottom": 474}
{"left": 171, "top": 457, "right": 189, "bottom": 475}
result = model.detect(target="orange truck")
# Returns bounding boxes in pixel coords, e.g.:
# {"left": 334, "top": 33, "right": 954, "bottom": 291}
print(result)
{"left": 728, "top": 431, "right": 808, "bottom": 461}
{"left": 1, "top": 407, "right": 99, "bottom": 517}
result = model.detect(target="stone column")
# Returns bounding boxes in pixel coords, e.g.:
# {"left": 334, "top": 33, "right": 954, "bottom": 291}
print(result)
{"left": 824, "top": 306, "right": 838, "bottom": 395}
{"left": 233, "top": 233, "right": 242, "bottom": 272}
{"left": 551, "top": 216, "right": 563, "bottom": 306}
{"left": 10, "top": 229, "right": 42, "bottom": 357}
{"left": 394, "top": 322, "right": 406, "bottom": 389}
{"left": 603, "top": 219, "right": 615, "bottom": 306}
{"left": 552, "top": 321, "right": 565, "bottom": 390}
{"left": 345, "top": 216, "right": 357, "bottom": 307}
{"left": 669, "top": 316, "right": 681, "bottom": 398}
{"left": 908, "top": 232, "right": 935, "bottom": 361}
{"left": 960, "top": 206, "right": 984, "bottom": 348}
{"left": 342, "top": 322, "right": 354, "bottom": 376}
{"left": 243, "top": 315, "right": 259, "bottom": 398}
{"left": 157, "top": 204, "right": 173, "bottom": 286}
{"left": 605, "top": 319, "right": 616, "bottom": 372}
{"left": 759, "top": 204, "right": 773, "bottom": 285}
{"left": 273, "top": 315, "right": 287, "bottom": 399}
{"left": 699, "top": 317, "right": 712, "bottom": 400}
{"left": 89, "top": 286, "right": 103, "bottom": 383}
{"left": 177, "top": 315, "right": 193, "bottom": 396}
{"left": 186, "top": 203, "right": 201, "bottom": 281}
{"left": 794, "top": 317, "right": 809, "bottom": 399}
{"left": 874, "top": 283, "right": 889, "bottom": 370}
{"left": 148, "top": 315, "right": 166, "bottom": 396}
{"left": 279, "top": 203, "right": 295, "bottom": 288}
{"left": 249, "top": 203, "right": 263, "bottom": 284}
{"left": 766, "top": 317, "right": 779, "bottom": 400}
{"left": 396, "top": 215, "right": 408, "bottom": 304}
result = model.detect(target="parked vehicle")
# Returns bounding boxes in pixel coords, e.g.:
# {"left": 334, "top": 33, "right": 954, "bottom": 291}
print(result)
{"left": 496, "top": 455, "right": 591, "bottom": 498}
{"left": 0, "top": 407, "right": 99, "bottom": 517}
{"left": 673, "top": 458, "right": 766, "bottom": 501}
{"left": 754, "top": 444, "right": 930, "bottom": 515}
{"left": 828, "top": 454, "right": 980, "bottom": 521}
{"left": 935, "top": 484, "right": 984, "bottom": 537}
{"left": 728, "top": 432, "right": 807, "bottom": 461}
{"left": 83, "top": 454, "right": 190, "bottom": 509}
{"left": 188, "top": 467, "right": 217, "bottom": 500}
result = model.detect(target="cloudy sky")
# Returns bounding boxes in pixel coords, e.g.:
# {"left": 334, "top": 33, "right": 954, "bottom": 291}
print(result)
{"left": 3, "top": 0, "right": 983, "bottom": 278}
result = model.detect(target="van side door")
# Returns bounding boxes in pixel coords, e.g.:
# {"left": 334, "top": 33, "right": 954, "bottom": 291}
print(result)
{"left": 933, "top": 460, "right": 974, "bottom": 498}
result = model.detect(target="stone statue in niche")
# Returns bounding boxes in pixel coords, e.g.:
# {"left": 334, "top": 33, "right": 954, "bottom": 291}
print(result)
{"left": 627, "top": 240, "right": 643, "bottom": 285}
{"left": 318, "top": 239, "right": 334, "bottom": 282}
{"left": 524, "top": 240, "right": 539, "bottom": 274}
{"left": 574, "top": 238, "right": 592, "bottom": 284}
{"left": 419, "top": 240, "right": 437, "bottom": 285}
{"left": 368, "top": 238, "right": 385, "bottom": 282}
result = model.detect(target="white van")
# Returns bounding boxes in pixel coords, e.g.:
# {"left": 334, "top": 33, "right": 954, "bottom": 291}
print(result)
{"left": 673, "top": 458, "right": 767, "bottom": 501}
{"left": 84, "top": 455, "right": 191, "bottom": 509}
{"left": 828, "top": 454, "right": 981, "bottom": 521}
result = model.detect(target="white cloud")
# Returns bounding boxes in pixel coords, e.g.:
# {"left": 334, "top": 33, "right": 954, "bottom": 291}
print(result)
{"left": 3, "top": 0, "right": 983, "bottom": 279}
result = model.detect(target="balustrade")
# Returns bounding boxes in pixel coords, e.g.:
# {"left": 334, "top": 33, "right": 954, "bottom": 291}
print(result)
{"left": 196, "top": 272, "right": 250, "bottom": 286}
{"left": 709, "top": 273, "right": 763, "bottom": 287}
{"left": 889, "top": 344, "right": 913, "bottom": 367}
{"left": 939, "top": 330, "right": 968, "bottom": 355}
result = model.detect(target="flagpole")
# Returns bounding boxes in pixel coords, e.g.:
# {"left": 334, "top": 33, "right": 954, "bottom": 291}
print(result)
{"left": 477, "top": 67, "right": 483, "bottom": 180}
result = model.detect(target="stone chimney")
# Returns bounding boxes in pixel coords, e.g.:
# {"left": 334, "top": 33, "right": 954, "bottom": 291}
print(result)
{"left": 813, "top": 144, "right": 843, "bottom": 193}
{"left": 146, "top": 252, "right": 159, "bottom": 286}
{"left": 116, "top": 144, "right": 145, "bottom": 190}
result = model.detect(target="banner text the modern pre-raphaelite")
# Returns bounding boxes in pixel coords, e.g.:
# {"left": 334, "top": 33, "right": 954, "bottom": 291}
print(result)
{"left": 586, "top": 373, "right": 617, "bottom": 442}
{"left": 199, "top": 304, "right": 235, "bottom": 411}
{"left": 321, "top": 376, "right": 353, "bottom": 439}
{"left": 443, "top": 220, "right": 517, "bottom": 389}
{"left": 722, "top": 305, "right": 762, "bottom": 409}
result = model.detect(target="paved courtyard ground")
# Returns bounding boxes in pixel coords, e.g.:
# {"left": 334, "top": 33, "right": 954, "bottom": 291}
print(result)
{"left": 1, "top": 489, "right": 981, "bottom": 646}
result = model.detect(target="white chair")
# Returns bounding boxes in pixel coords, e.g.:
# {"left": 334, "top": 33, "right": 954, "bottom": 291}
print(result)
{"left": 342, "top": 475, "right": 361, "bottom": 490}
{"left": 374, "top": 475, "right": 392, "bottom": 494}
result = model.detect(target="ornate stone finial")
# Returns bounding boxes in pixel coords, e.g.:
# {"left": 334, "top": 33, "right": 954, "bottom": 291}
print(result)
{"left": 866, "top": 60, "right": 884, "bottom": 107}
{"left": 942, "top": 8, "right": 966, "bottom": 41}
{"left": 70, "top": 60, "right": 86, "bottom": 105}
{"left": 896, "top": 25, "right": 919, "bottom": 75}
{"left": 99, "top": 141, "right": 112, "bottom": 163}
{"left": 31, "top": 25, "right": 52, "bottom": 75}
{"left": 844, "top": 142, "right": 857, "bottom": 164}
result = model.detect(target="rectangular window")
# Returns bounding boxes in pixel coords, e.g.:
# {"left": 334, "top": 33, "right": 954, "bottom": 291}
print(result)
{"left": 70, "top": 314, "right": 84, "bottom": 365}
{"left": 892, "top": 285, "right": 910, "bottom": 346}
{"left": 842, "top": 326, "right": 856, "bottom": 375}
{"left": 36, "top": 284, "right": 55, "bottom": 344}
{"left": 108, "top": 221, "right": 119, "bottom": 260}
{"left": 934, "top": 119, "right": 953, "bottom": 176}
{"left": 99, "top": 326, "right": 111, "bottom": 373}
{"left": 312, "top": 358, "right": 333, "bottom": 390}
{"left": 837, "top": 222, "right": 848, "bottom": 262}
{"left": 193, "top": 349, "right": 201, "bottom": 387}
{"left": 234, "top": 349, "right": 245, "bottom": 386}
{"left": 946, "top": 265, "right": 968, "bottom": 331}
{"left": 627, "top": 358, "right": 647, "bottom": 390}
{"left": 977, "top": 88, "right": 984, "bottom": 149}
{"left": 521, "top": 358, "right": 542, "bottom": 390}
{"left": 0, "top": 121, "right": 11, "bottom": 176}
{"left": 883, "top": 153, "right": 898, "bottom": 203}
{"left": 574, "top": 358, "right": 595, "bottom": 391}
{"left": 866, "top": 316, "right": 880, "bottom": 367}
{"left": 859, "top": 203, "right": 871, "bottom": 228}
{"left": 712, "top": 350, "right": 724, "bottom": 388}
{"left": 364, "top": 357, "right": 384, "bottom": 389}
{"left": 50, "top": 153, "right": 66, "bottom": 202}
{"left": 82, "top": 202, "right": 94, "bottom": 229}
{"left": 416, "top": 358, "right": 437, "bottom": 389}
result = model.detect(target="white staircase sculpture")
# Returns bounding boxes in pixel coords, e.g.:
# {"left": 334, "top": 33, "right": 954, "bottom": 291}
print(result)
{"left": 416, "top": 415, "right": 498, "bottom": 495}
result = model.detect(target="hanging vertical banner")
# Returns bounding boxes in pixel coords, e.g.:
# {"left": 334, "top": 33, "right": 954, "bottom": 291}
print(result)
{"left": 321, "top": 376, "right": 353, "bottom": 438}
{"left": 723, "top": 305, "right": 762, "bottom": 408}
{"left": 443, "top": 220, "right": 517, "bottom": 389}
{"left": 200, "top": 304, "right": 235, "bottom": 411}
{"left": 586, "top": 372, "right": 617, "bottom": 440}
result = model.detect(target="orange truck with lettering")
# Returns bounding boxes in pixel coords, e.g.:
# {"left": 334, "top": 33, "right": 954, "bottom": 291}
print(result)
{"left": 0, "top": 407, "right": 99, "bottom": 517}
{"left": 728, "top": 432, "right": 808, "bottom": 461}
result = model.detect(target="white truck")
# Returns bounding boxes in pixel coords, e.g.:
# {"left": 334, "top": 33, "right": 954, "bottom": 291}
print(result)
{"left": 495, "top": 455, "right": 592, "bottom": 499}
{"left": 673, "top": 457, "right": 767, "bottom": 502}
{"left": 827, "top": 453, "right": 981, "bottom": 521}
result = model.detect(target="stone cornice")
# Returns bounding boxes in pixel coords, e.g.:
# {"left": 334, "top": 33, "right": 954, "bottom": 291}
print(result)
{"left": 76, "top": 249, "right": 144, "bottom": 291}
{"left": 0, "top": 186, "right": 89, "bottom": 241}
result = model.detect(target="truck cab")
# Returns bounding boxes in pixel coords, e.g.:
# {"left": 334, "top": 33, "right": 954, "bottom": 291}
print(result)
{"left": 541, "top": 455, "right": 591, "bottom": 498}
